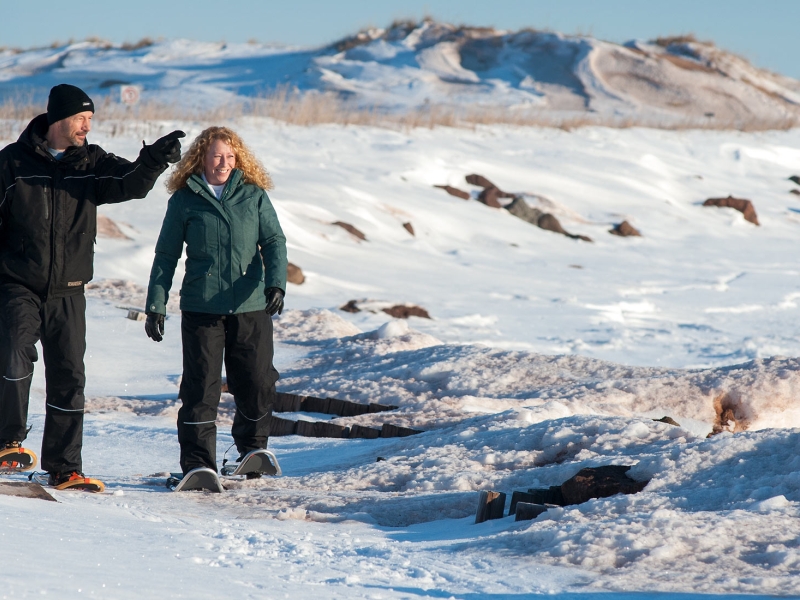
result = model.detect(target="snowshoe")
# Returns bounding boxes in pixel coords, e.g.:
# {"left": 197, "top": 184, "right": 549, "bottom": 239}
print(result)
{"left": 220, "top": 449, "right": 281, "bottom": 478}
{"left": 0, "top": 442, "right": 37, "bottom": 472}
{"left": 46, "top": 471, "right": 105, "bottom": 493}
{"left": 167, "top": 467, "right": 224, "bottom": 493}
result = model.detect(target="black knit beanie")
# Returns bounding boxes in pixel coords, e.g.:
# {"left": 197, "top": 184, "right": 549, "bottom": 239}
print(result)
{"left": 46, "top": 84, "right": 94, "bottom": 125}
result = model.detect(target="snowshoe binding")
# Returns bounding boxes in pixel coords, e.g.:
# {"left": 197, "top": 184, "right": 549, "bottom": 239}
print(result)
{"left": 167, "top": 467, "right": 224, "bottom": 493}
{"left": 0, "top": 441, "right": 37, "bottom": 472}
{"left": 220, "top": 449, "right": 281, "bottom": 479}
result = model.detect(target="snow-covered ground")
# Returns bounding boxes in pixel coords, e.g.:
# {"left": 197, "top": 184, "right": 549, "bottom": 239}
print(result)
{"left": 2, "top": 119, "right": 800, "bottom": 598}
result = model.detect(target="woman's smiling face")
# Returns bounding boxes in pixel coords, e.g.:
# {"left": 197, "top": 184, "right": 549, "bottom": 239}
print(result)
{"left": 204, "top": 138, "right": 236, "bottom": 185}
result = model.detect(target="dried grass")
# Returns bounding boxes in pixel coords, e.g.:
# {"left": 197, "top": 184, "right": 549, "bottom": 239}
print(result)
{"left": 0, "top": 85, "right": 797, "bottom": 140}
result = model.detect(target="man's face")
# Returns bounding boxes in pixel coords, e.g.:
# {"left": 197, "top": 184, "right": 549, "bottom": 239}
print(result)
{"left": 50, "top": 111, "right": 93, "bottom": 148}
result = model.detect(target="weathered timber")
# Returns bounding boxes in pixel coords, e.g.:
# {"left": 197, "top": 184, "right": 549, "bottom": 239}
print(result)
{"left": 274, "top": 392, "right": 396, "bottom": 417}
{"left": 269, "top": 416, "right": 298, "bottom": 437}
{"left": 509, "top": 491, "right": 539, "bottom": 516}
{"left": 0, "top": 482, "right": 56, "bottom": 502}
{"left": 349, "top": 425, "right": 382, "bottom": 439}
{"left": 475, "top": 491, "right": 506, "bottom": 524}
{"left": 300, "top": 396, "right": 331, "bottom": 414}
{"left": 380, "top": 423, "right": 423, "bottom": 438}
{"left": 527, "top": 486, "right": 566, "bottom": 506}
{"left": 296, "top": 420, "right": 350, "bottom": 438}
{"left": 514, "top": 502, "right": 549, "bottom": 522}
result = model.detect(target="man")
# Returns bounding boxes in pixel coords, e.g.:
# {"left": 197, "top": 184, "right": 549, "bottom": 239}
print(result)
{"left": 0, "top": 83, "right": 184, "bottom": 490}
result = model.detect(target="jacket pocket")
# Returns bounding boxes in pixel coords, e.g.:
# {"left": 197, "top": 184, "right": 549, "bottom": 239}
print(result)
{"left": 64, "top": 232, "right": 94, "bottom": 285}
{"left": 181, "top": 260, "right": 213, "bottom": 302}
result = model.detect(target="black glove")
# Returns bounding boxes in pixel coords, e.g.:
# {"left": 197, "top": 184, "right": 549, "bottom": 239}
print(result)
{"left": 141, "top": 130, "right": 185, "bottom": 167}
{"left": 145, "top": 312, "right": 165, "bottom": 342}
{"left": 265, "top": 287, "right": 284, "bottom": 316}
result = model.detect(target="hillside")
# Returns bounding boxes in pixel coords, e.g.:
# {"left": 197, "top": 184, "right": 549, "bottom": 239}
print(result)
{"left": 1, "top": 20, "right": 799, "bottom": 128}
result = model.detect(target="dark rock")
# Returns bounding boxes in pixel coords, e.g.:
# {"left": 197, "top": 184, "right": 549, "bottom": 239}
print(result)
{"left": 790, "top": 189, "right": 800, "bottom": 195}
{"left": 654, "top": 416, "right": 681, "bottom": 427}
{"left": 287, "top": 262, "right": 305, "bottom": 285}
{"left": 340, "top": 300, "right": 361, "bottom": 313}
{"left": 506, "top": 197, "right": 545, "bottom": 224}
{"left": 477, "top": 186, "right": 503, "bottom": 208}
{"left": 703, "top": 196, "right": 759, "bottom": 226}
{"left": 434, "top": 185, "right": 470, "bottom": 200}
{"left": 560, "top": 465, "right": 648, "bottom": 505}
{"left": 609, "top": 220, "right": 642, "bottom": 237}
{"left": 333, "top": 221, "right": 367, "bottom": 240}
{"left": 506, "top": 197, "right": 592, "bottom": 241}
{"left": 465, "top": 174, "right": 497, "bottom": 189}
{"left": 789, "top": 175, "right": 800, "bottom": 185}
{"left": 97, "top": 214, "right": 131, "bottom": 240}
{"left": 403, "top": 222, "right": 415, "bottom": 236}
{"left": 537, "top": 213, "right": 568, "bottom": 235}
{"left": 382, "top": 304, "right": 431, "bottom": 319}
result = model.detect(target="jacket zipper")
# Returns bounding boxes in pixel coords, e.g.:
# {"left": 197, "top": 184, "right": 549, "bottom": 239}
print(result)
{"left": 44, "top": 173, "right": 56, "bottom": 301}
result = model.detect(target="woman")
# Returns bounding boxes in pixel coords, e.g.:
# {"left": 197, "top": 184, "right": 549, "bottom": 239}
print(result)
{"left": 144, "top": 126, "right": 287, "bottom": 480}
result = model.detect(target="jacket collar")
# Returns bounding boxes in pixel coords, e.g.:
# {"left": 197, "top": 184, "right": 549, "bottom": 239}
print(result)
{"left": 186, "top": 169, "right": 246, "bottom": 223}
{"left": 20, "top": 114, "right": 90, "bottom": 165}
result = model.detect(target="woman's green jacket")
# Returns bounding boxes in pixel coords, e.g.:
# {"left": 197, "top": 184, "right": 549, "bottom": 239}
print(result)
{"left": 145, "top": 169, "right": 287, "bottom": 315}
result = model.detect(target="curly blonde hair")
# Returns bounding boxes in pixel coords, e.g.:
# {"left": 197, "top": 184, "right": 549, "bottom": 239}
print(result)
{"left": 166, "top": 126, "right": 274, "bottom": 194}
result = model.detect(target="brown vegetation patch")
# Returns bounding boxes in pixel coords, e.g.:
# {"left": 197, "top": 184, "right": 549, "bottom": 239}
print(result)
{"left": 402, "top": 222, "right": 415, "bottom": 236}
{"left": 709, "top": 392, "right": 749, "bottom": 436}
{"left": 661, "top": 53, "right": 716, "bottom": 74}
{"left": 703, "top": 195, "right": 759, "bottom": 225}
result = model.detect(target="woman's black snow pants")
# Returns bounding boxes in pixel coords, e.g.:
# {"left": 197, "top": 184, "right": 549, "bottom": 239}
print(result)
{"left": 0, "top": 283, "right": 86, "bottom": 474}
{"left": 178, "top": 310, "right": 278, "bottom": 474}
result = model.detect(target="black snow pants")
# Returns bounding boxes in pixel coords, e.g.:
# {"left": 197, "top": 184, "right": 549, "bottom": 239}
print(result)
{"left": 0, "top": 282, "right": 86, "bottom": 473}
{"left": 178, "top": 310, "right": 278, "bottom": 474}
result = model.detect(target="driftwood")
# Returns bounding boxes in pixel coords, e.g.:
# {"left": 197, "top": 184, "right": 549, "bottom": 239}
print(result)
{"left": 475, "top": 491, "right": 506, "bottom": 523}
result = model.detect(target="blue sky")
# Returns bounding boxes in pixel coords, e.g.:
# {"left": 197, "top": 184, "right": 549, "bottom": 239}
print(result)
{"left": 5, "top": 0, "right": 800, "bottom": 78}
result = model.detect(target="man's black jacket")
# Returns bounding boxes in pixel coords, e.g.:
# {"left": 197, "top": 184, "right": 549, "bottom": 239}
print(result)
{"left": 0, "top": 114, "right": 168, "bottom": 298}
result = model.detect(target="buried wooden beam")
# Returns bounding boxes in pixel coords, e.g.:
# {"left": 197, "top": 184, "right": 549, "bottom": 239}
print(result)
{"left": 514, "top": 502, "right": 549, "bottom": 522}
{"left": 475, "top": 491, "right": 506, "bottom": 524}
{"left": 273, "top": 391, "right": 397, "bottom": 417}
{"left": 269, "top": 415, "right": 422, "bottom": 440}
